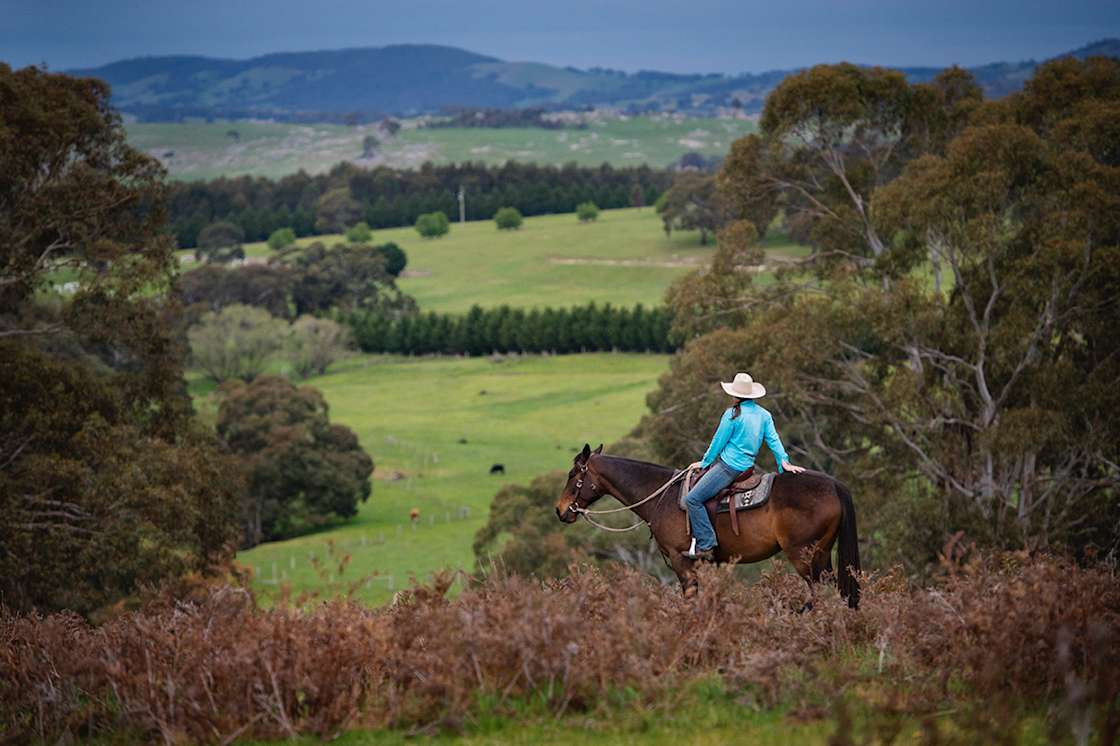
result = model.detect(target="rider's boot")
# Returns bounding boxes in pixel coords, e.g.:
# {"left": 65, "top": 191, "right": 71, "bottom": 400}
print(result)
{"left": 682, "top": 537, "right": 715, "bottom": 562}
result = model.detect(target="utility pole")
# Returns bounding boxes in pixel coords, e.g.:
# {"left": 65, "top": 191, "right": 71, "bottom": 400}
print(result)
{"left": 458, "top": 185, "right": 466, "bottom": 224}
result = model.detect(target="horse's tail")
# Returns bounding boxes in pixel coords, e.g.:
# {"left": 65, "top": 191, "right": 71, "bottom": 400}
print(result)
{"left": 835, "top": 480, "right": 861, "bottom": 609}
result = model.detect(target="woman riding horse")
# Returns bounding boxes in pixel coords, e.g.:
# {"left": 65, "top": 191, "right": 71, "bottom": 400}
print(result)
{"left": 554, "top": 372, "right": 860, "bottom": 608}
{"left": 683, "top": 372, "right": 805, "bottom": 561}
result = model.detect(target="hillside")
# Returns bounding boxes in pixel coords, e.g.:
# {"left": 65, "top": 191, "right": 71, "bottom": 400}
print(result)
{"left": 127, "top": 115, "right": 757, "bottom": 179}
{"left": 185, "top": 207, "right": 808, "bottom": 313}
{"left": 72, "top": 39, "right": 1120, "bottom": 121}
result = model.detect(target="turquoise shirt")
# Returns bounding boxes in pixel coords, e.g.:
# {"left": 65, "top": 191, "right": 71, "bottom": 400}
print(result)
{"left": 700, "top": 401, "right": 790, "bottom": 473}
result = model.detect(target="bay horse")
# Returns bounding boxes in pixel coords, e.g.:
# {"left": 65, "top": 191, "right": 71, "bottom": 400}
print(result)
{"left": 554, "top": 444, "right": 861, "bottom": 608}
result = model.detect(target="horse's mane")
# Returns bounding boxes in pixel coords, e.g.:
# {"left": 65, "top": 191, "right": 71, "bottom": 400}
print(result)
{"left": 599, "top": 454, "right": 675, "bottom": 474}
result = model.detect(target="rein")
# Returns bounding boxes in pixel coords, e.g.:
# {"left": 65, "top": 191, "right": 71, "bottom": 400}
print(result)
{"left": 570, "top": 465, "right": 694, "bottom": 533}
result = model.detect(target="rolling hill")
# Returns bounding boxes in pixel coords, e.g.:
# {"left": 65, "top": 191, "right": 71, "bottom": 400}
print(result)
{"left": 70, "top": 39, "right": 1120, "bottom": 122}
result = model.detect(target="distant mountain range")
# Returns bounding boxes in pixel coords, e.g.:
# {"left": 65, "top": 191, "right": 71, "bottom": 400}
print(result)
{"left": 69, "top": 38, "right": 1120, "bottom": 123}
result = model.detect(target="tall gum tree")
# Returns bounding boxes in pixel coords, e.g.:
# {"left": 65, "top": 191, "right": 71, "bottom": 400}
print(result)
{"left": 0, "top": 65, "right": 241, "bottom": 615}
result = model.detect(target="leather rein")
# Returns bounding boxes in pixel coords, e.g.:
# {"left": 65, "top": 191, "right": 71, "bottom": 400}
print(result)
{"left": 569, "top": 462, "right": 693, "bottom": 533}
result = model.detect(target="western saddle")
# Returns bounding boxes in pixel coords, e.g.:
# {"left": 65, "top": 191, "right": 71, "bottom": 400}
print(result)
{"left": 679, "top": 466, "right": 771, "bottom": 536}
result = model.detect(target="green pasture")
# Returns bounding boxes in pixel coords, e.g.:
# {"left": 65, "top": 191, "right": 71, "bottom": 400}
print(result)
{"left": 183, "top": 207, "right": 808, "bottom": 313}
{"left": 391, "top": 116, "right": 757, "bottom": 169}
{"left": 232, "top": 352, "right": 668, "bottom": 605}
{"left": 240, "top": 679, "right": 1051, "bottom": 745}
{"left": 127, "top": 115, "right": 756, "bottom": 180}
{"left": 126, "top": 120, "right": 361, "bottom": 181}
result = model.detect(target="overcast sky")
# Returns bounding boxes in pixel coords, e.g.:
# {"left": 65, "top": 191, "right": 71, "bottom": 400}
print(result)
{"left": 3, "top": 0, "right": 1118, "bottom": 73}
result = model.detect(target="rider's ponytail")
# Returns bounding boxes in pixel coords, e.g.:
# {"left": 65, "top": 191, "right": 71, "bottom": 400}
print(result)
{"left": 730, "top": 397, "right": 746, "bottom": 419}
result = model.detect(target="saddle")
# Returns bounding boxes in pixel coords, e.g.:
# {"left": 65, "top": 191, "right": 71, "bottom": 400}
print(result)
{"left": 677, "top": 466, "right": 776, "bottom": 536}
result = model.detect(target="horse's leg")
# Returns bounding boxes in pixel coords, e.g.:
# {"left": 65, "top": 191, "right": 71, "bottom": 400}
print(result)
{"left": 784, "top": 543, "right": 817, "bottom": 613}
{"left": 665, "top": 548, "right": 698, "bottom": 599}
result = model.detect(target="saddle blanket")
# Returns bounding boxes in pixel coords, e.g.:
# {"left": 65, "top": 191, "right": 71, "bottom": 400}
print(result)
{"left": 678, "top": 471, "right": 776, "bottom": 513}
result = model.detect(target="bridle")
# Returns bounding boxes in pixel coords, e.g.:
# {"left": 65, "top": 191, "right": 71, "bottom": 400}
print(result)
{"left": 568, "top": 461, "right": 601, "bottom": 511}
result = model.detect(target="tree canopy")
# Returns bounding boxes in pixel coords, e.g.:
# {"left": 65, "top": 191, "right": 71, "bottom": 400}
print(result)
{"left": 281, "top": 241, "right": 417, "bottom": 317}
{"left": 188, "top": 304, "right": 289, "bottom": 383}
{"left": 315, "top": 187, "right": 363, "bottom": 234}
{"left": 287, "top": 315, "right": 352, "bottom": 379}
{"left": 655, "top": 173, "right": 725, "bottom": 244}
{"left": 196, "top": 220, "right": 246, "bottom": 264}
{"left": 0, "top": 64, "right": 240, "bottom": 615}
{"left": 178, "top": 263, "right": 296, "bottom": 322}
{"left": 217, "top": 375, "right": 373, "bottom": 546}
{"left": 648, "top": 57, "right": 1120, "bottom": 570}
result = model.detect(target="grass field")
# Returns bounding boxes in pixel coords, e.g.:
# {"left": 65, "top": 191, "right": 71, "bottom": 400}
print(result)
{"left": 251, "top": 699, "right": 839, "bottom": 745}
{"left": 249, "top": 698, "right": 1050, "bottom": 746}
{"left": 231, "top": 352, "right": 668, "bottom": 605}
{"left": 390, "top": 116, "right": 756, "bottom": 170}
{"left": 186, "top": 207, "right": 808, "bottom": 313}
{"left": 127, "top": 115, "right": 756, "bottom": 180}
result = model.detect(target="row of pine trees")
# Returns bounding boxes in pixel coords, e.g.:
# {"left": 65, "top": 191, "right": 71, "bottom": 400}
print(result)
{"left": 168, "top": 162, "right": 670, "bottom": 248}
{"left": 346, "top": 303, "right": 674, "bottom": 356}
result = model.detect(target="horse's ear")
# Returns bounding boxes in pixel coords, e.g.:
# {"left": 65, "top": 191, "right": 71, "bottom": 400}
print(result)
{"left": 594, "top": 444, "right": 603, "bottom": 454}
{"left": 578, "top": 443, "right": 591, "bottom": 463}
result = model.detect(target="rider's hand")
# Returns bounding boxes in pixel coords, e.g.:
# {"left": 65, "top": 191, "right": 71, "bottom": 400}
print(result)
{"left": 688, "top": 461, "right": 704, "bottom": 470}
{"left": 782, "top": 461, "right": 806, "bottom": 474}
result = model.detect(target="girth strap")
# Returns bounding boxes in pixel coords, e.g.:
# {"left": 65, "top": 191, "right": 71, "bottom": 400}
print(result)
{"left": 726, "top": 467, "right": 752, "bottom": 536}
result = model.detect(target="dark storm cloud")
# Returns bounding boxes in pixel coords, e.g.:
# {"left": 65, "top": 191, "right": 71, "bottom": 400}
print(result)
{"left": 2, "top": 0, "right": 1118, "bottom": 72}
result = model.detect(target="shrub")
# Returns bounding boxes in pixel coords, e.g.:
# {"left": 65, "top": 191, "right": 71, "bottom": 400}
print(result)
{"left": 576, "top": 201, "right": 600, "bottom": 222}
{"left": 494, "top": 206, "right": 523, "bottom": 230}
{"left": 2, "top": 554, "right": 1116, "bottom": 743}
{"left": 188, "top": 304, "right": 288, "bottom": 382}
{"left": 267, "top": 227, "right": 297, "bottom": 250}
{"left": 375, "top": 242, "right": 407, "bottom": 276}
{"left": 414, "top": 211, "right": 450, "bottom": 238}
{"left": 345, "top": 221, "right": 372, "bottom": 243}
{"left": 286, "top": 315, "right": 352, "bottom": 379}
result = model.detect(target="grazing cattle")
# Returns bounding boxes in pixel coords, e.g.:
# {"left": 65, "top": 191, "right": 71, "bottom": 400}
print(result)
{"left": 489, "top": 464, "right": 505, "bottom": 475}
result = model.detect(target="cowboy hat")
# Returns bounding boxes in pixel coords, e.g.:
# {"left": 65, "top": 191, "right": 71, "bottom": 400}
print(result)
{"left": 720, "top": 372, "right": 766, "bottom": 399}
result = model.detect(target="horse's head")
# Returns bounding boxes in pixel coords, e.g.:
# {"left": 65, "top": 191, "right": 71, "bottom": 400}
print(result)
{"left": 555, "top": 443, "right": 604, "bottom": 523}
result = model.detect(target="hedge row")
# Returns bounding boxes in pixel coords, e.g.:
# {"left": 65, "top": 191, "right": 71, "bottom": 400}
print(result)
{"left": 346, "top": 303, "right": 674, "bottom": 356}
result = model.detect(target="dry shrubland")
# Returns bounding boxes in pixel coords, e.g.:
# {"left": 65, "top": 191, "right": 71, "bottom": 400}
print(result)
{"left": 2, "top": 554, "right": 1117, "bottom": 744}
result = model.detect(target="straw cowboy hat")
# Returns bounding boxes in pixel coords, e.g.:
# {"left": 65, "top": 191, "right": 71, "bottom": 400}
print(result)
{"left": 720, "top": 372, "right": 766, "bottom": 399}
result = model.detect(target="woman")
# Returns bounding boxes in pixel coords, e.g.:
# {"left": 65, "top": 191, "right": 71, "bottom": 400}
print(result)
{"left": 683, "top": 372, "right": 805, "bottom": 560}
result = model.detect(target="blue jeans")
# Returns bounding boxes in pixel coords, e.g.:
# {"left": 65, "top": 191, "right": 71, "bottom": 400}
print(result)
{"left": 685, "top": 459, "right": 739, "bottom": 551}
